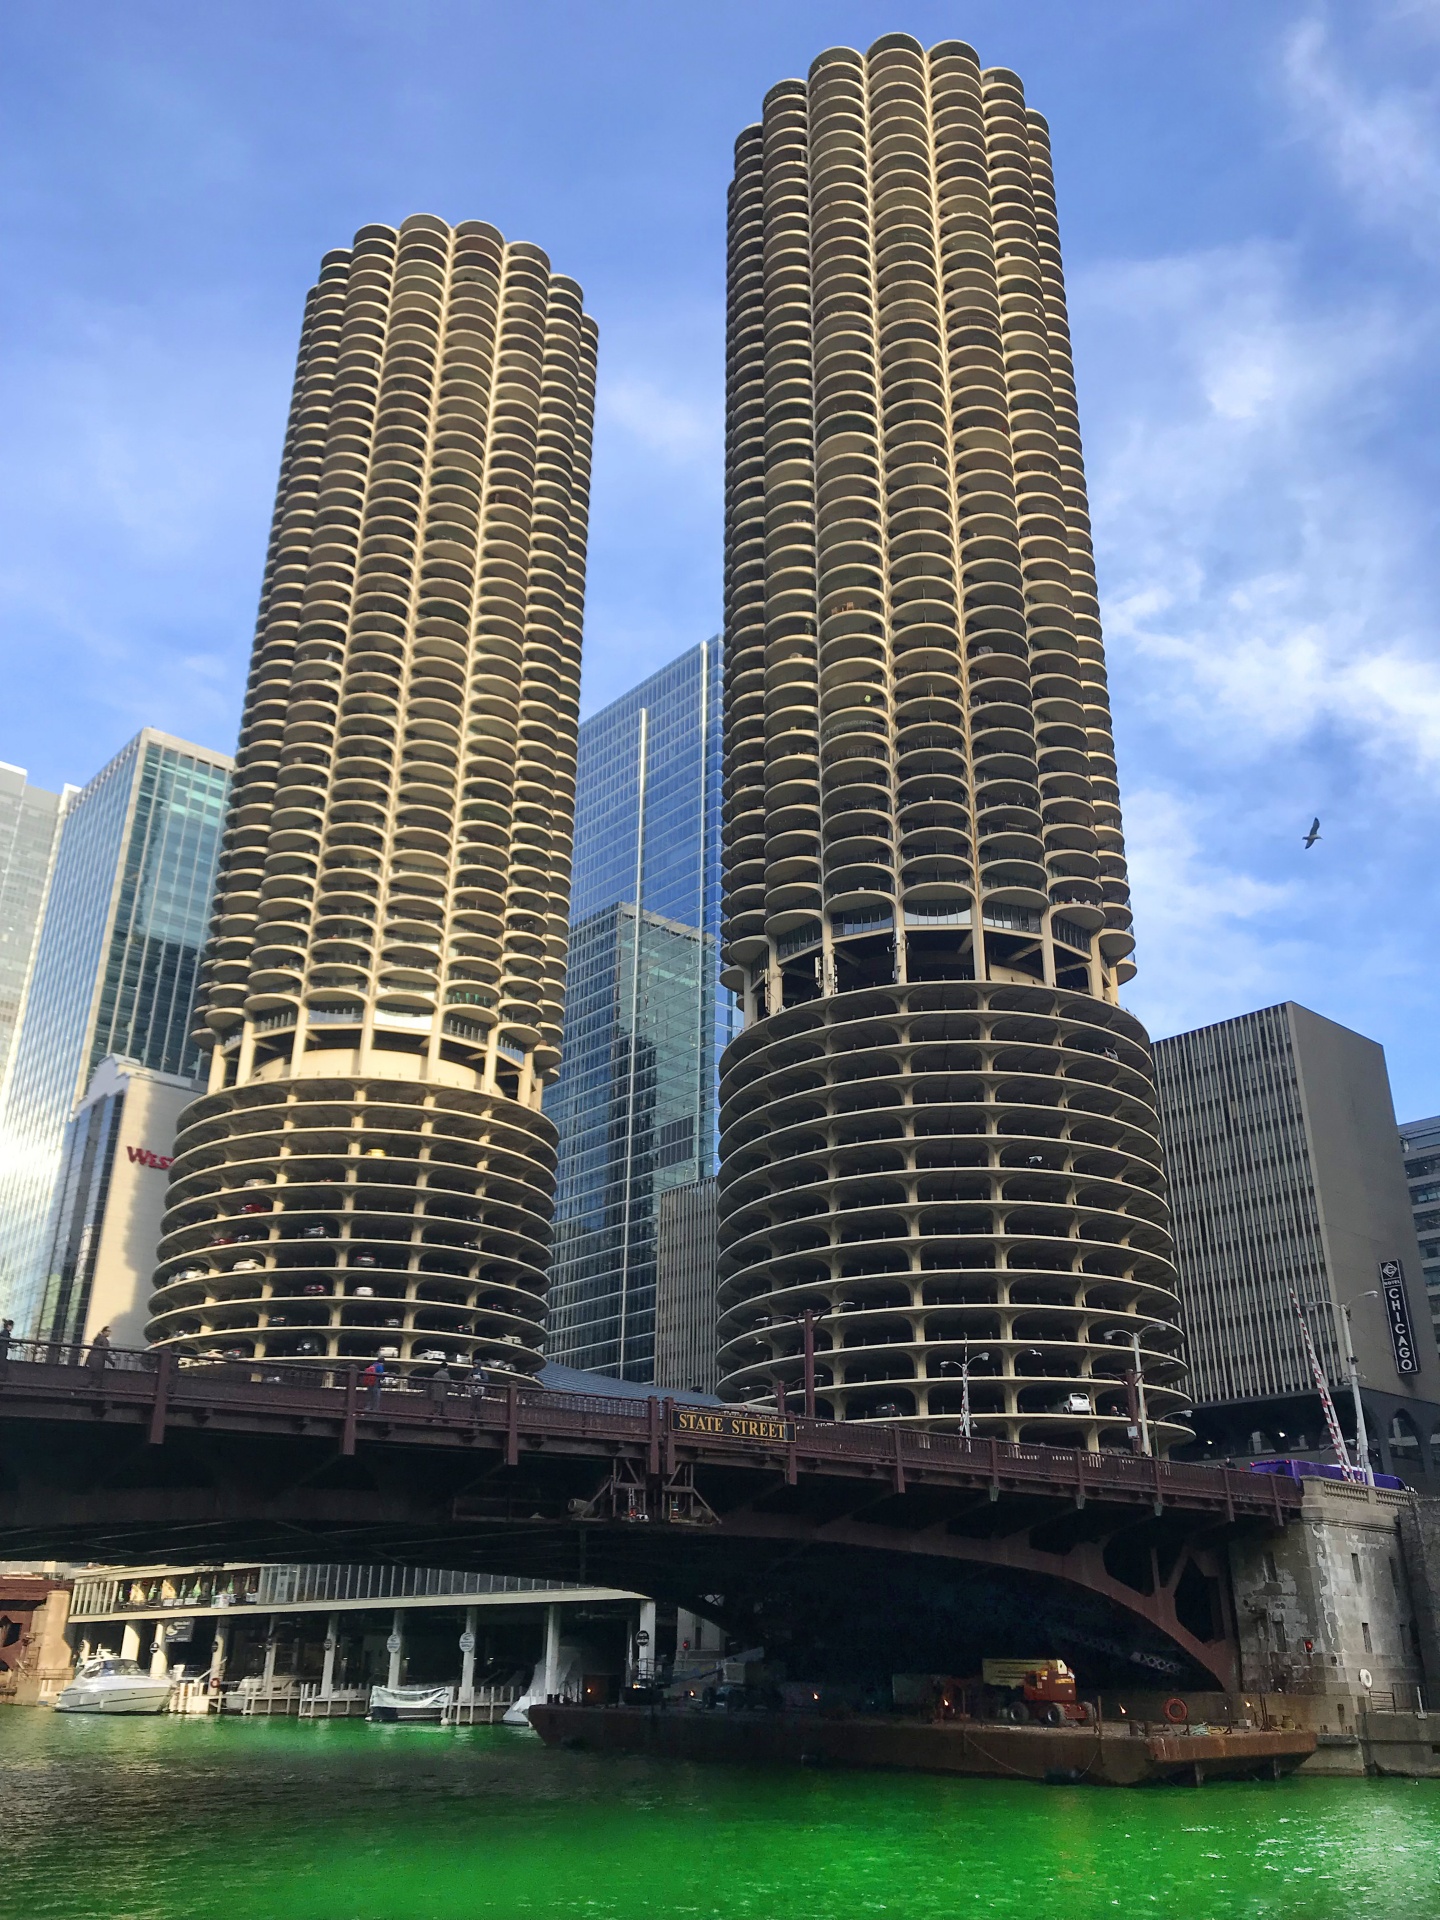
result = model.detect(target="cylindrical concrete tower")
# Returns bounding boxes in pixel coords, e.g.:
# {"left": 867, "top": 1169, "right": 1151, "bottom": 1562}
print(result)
{"left": 715, "top": 38, "right": 1188, "bottom": 1448}
{"left": 148, "top": 215, "right": 596, "bottom": 1375}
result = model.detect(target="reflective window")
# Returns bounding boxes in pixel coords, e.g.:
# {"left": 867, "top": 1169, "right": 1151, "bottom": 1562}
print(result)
{"left": 544, "top": 641, "right": 734, "bottom": 1378}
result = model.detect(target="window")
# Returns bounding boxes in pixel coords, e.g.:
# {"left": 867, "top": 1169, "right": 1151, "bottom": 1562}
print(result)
{"left": 1351, "top": 1553, "right": 1362, "bottom": 1586}
{"left": 1264, "top": 1552, "right": 1279, "bottom": 1584}
{"left": 1362, "top": 1622, "right": 1373, "bottom": 1653}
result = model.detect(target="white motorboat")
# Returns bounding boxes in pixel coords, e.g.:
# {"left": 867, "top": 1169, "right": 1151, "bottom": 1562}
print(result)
{"left": 54, "top": 1656, "right": 174, "bottom": 1714}
{"left": 503, "top": 1642, "right": 588, "bottom": 1726}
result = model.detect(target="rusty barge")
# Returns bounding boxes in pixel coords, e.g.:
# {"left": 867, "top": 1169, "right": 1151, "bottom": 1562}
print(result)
{"left": 527, "top": 1704, "right": 1315, "bottom": 1787}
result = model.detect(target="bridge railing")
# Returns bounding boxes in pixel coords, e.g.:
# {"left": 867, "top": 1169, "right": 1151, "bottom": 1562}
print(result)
{"left": 0, "top": 1341, "right": 1301, "bottom": 1515}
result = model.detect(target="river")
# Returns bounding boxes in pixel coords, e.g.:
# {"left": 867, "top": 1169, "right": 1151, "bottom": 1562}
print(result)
{"left": 0, "top": 1711, "right": 1437, "bottom": 1920}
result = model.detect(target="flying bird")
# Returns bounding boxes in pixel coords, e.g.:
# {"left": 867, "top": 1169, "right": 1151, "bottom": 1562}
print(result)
{"left": 1303, "top": 817, "right": 1321, "bottom": 849}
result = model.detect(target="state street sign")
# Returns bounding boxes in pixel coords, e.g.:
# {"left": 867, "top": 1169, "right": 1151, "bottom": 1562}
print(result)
{"left": 1379, "top": 1260, "right": 1421, "bottom": 1377}
{"left": 671, "top": 1406, "right": 794, "bottom": 1444}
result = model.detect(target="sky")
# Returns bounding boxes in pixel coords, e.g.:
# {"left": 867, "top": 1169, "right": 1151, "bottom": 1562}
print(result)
{"left": 2, "top": 0, "right": 1438, "bottom": 1111}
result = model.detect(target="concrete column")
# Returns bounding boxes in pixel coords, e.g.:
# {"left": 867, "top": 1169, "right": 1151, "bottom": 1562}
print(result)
{"left": 636, "top": 1600, "right": 656, "bottom": 1681}
{"left": 149, "top": 1628, "right": 168, "bottom": 1679}
{"left": 320, "top": 1613, "right": 339, "bottom": 1698}
{"left": 210, "top": 1622, "right": 230, "bottom": 1691}
{"left": 121, "top": 1622, "right": 141, "bottom": 1662}
{"left": 542, "top": 1603, "right": 561, "bottom": 1701}
{"left": 387, "top": 1608, "right": 404, "bottom": 1689}
{"left": 261, "top": 1630, "right": 278, "bottom": 1692}
{"left": 460, "top": 1606, "right": 478, "bottom": 1702}
{"left": 676, "top": 1607, "right": 698, "bottom": 1666}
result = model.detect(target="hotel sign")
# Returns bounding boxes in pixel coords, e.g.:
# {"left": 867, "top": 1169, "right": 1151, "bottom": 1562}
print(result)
{"left": 670, "top": 1407, "right": 794, "bottom": 1444}
{"left": 1379, "top": 1260, "right": 1421, "bottom": 1378}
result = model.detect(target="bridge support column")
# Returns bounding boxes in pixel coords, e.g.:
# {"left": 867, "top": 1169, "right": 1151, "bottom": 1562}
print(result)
{"left": 460, "top": 1606, "right": 478, "bottom": 1702}
{"left": 542, "top": 1603, "right": 561, "bottom": 1702}
{"left": 636, "top": 1600, "right": 656, "bottom": 1681}
{"left": 387, "top": 1609, "right": 404, "bottom": 1690}
{"left": 149, "top": 1628, "right": 168, "bottom": 1679}
{"left": 121, "top": 1623, "right": 140, "bottom": 1663}
{"left": 320, "top": 1613, "right": 339, "bottom": 1698}
{"left": 210, "top": 1622, "right": 230, "bottom": 1696}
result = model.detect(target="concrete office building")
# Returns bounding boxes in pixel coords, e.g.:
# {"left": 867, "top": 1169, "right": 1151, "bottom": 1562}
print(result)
{"left": 150, "top": 216, "right": 596, "bottom": 1375}
{"left": 35, "top": 1057, "right": 201, "bottom": 1349}
{"left": 1397, "top": 1114, "right": 1440, "bottom": 1344}
{"left": 654, "top": 1176, "right": 720, "bottom": 1392}
{"left": 0, "top": 764, "right": 68, "bottom": 1097}
{"left": 544, "top": 641, "right": 732, "bottom": 1378}
{"left": 0, "top": 731, "right": 230, "bottom": 1332}
{"left": 713, "top": 37, "right": 1186, "bottom": 1446}
{"left": 1154, "top": 1003, "right": 1440, "bottom": 1485}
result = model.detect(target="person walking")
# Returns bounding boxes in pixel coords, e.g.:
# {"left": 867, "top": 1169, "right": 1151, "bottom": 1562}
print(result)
{"left": 466, "top": 1357, "right": 487, "bottom": 1406}
{"left": 0, "top": 1318, "right": 13, "bottom": 1364}
{"left": 429, "top": 1360, "right": 454, "bottom": 1417}
{"left": 84, "top": 1325, "right": 114, "bottom": 1373}
{"left": 362, "top": 1357, "right": 385, "bottom": 1409}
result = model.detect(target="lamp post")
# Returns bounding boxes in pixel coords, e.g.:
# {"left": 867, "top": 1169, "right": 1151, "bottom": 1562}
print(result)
{"left": 1305, "top": 1292, "right": 1378, "bottom": 1486}
{"left": 938, "top": 1344, "right": 990, "bottom": 1439}
{"left": 1106, "top": 1322, "right": 1169, "bottom": 1457}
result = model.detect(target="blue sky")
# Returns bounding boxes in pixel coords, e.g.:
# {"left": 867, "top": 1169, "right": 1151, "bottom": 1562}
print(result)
{"left": 2, "top": 2, "right": 1438, "bottom": 1110}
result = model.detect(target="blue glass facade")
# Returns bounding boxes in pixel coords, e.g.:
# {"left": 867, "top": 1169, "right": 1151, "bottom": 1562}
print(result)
{"left": 0, "top": 731, "right": 231, "bottom": 1330}
{"left": 544, "top": 640, "right": 733, "bottom": 1377}
{"left": 0, "top": 764, "right": 66, "bottom": 1096}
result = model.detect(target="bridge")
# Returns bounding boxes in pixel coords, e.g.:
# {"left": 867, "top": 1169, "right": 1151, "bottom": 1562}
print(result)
{"left": 0, "top": 1346, "right": 1300, "bottom": 1689}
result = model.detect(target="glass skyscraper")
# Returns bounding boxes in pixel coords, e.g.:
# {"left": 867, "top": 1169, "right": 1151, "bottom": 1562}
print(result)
{"left": 544, "top": 639, "right": 733, "bottom": 1377}
{"left": 0, "top": 764, "right": 68, "bottom": 1098}
{"left": 0, "top": 730, "right": 232, "bottom": 1331}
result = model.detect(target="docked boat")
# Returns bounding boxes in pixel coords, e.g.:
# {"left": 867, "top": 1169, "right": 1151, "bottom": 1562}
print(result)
{"left": 54, "top": 1656, "right": 174, "bottom": 1715}
{"left": 368, "top": 1684, "right": 453, "bottom": 1723}
{"left": 528, "top": 1703, "right": 1317, "bottom": 1787}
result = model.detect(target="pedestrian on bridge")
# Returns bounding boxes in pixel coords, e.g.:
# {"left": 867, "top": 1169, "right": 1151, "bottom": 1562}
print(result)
{"left": 0, "top": 1318, "right": 13, "bottom": 1364}
{"left": 84, "top": 1326, "right": 113, "bottom": 1372}
{"left": 466, "top": 1358, "right": 487, "bottom": 1405}
{"left": 362, "top": 1358, "right": 385, "bottom": 1409}
{"left": 429, "top": 1361, "right": 454, "bottom": 1416}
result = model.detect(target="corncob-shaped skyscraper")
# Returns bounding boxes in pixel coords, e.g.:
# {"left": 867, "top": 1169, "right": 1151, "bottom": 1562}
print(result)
{"left": 714, "top": 38, "right": 1189, "bottom": 1448}
{"left": 149, "top": 215, "right": 596, "bottom": 1375}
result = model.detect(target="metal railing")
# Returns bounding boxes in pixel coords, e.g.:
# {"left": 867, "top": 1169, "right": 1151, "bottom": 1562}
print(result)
{"left": 0, "top": 1340, "right": 1301, "bottom": 1519}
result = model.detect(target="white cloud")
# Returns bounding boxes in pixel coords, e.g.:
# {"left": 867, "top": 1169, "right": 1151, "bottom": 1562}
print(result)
{"left": 597, "top": 372, "right": 719, "bottom": 465}
{"left": 1072, "top": 214, "right": 1440, "bottom": 1080}
{"left": 1078, "top": 241, "right": 1440, "bottom": 784}
{"left": 1284, "top": 11, "right": 1440, "bottom": 253}
{"left": 1121, "top": 787, "right": 1302, "bottom": 1037}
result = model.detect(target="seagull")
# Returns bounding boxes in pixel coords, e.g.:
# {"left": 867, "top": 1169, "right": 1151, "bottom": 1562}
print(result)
{"left": 1303, "top": 817, "right": 1321, "bottom": 850}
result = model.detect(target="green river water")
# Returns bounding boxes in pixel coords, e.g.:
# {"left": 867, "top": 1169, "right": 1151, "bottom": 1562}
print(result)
{"left": 0, "top": 1712, "right": 1436, "bottom": 1920}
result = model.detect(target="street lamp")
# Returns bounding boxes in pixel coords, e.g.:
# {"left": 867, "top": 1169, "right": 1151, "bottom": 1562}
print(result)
{"left": 1304, "top": 1292, "right": 1379, "bottom": 1487}
{"left": 1103, "top": 1322, "right": 1169, "bottom": 1457}
{"left": 937, "top": 1343, "right": 990, "bottom": 1439}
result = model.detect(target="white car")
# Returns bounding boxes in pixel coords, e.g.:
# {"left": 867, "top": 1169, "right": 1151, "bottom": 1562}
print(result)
{"left": 232, "top": 1259, "right": 263, "bottom": 1272}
